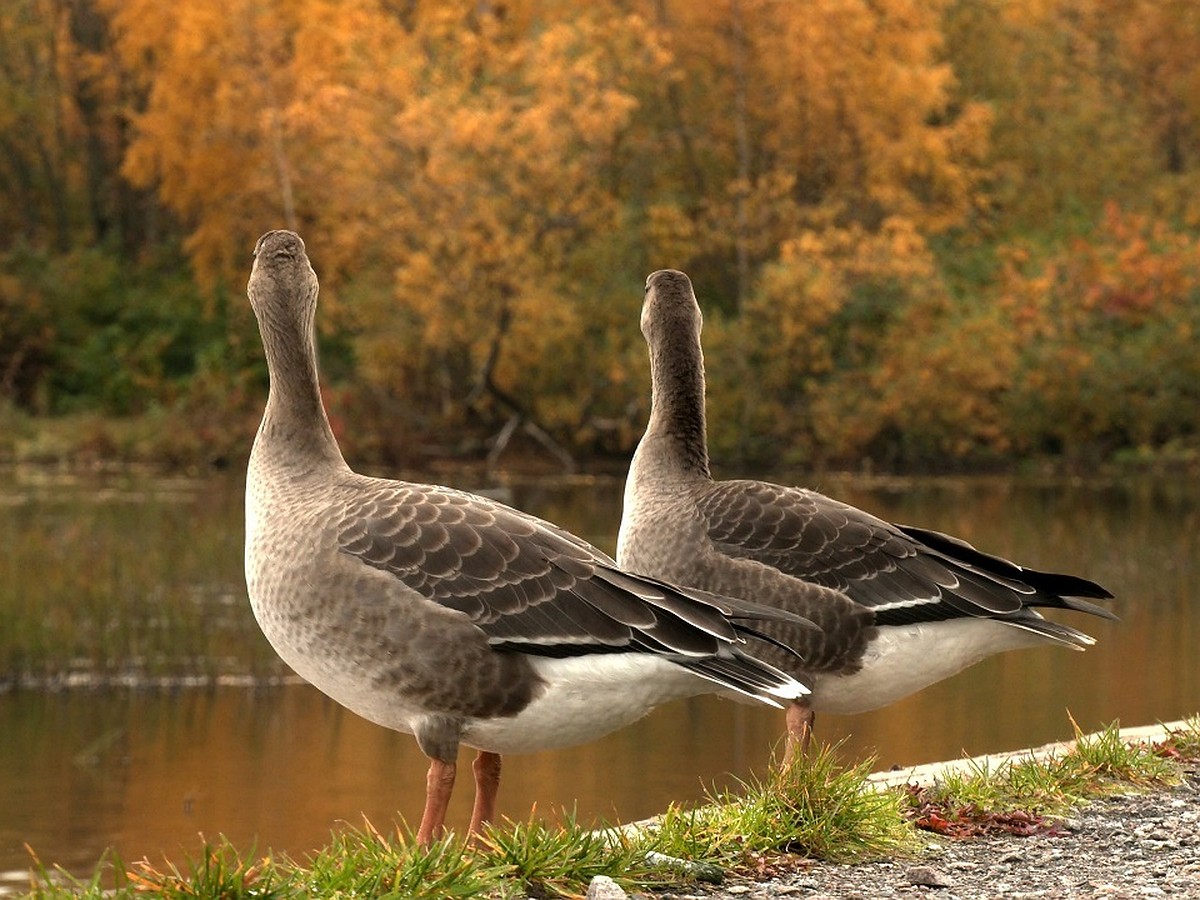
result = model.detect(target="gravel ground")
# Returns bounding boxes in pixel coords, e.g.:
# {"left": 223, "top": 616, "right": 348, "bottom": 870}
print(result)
{"left": 591, "top": 725, "right": 1200, "bottom": 900}
{"left": 697, "top": 766, "right": 1200, "bottom": 899}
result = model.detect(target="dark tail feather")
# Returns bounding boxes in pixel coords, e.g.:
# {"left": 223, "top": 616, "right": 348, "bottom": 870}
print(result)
{"left": 898, "top": 524, "right": 1115, "bottom": 609}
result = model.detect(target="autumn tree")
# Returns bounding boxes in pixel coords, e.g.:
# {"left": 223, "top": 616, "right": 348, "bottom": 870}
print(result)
{"left": 944, "top": 0, "right": 1158, "bottom": 238}
{"left": 12, "top": 0, "right": 1198, "bottom": 469}
{"left": 1000, "top": 204, "right": 1200, "bottom": 459}
{"left": 0, "top": 0, "right": 146, "bottom": 251}
{"left": 94, "top": 0, "right": 998, "bottom": 467}
{"left": 716, "top": 219, "right": 955, "bottom": 466}
{"left": 100, "top": 0, "right": 321, "bottom": 284}
{"left": 0, "top": 0, "right": 195, "bottom": 418}
{"left": 1100, "top": 0, "right": 1200, "bottom": 227}
{"left": 345, "top": 6, "right": 674, "bottom": 464}
{"left": 619, "top": 0, "right": 990, "bottom": 465}
{"left": 101, "top": 0, "right": 673, "bottom": 461}
{"left": 849, "top": 203, "right": 1200, "bottom": 466}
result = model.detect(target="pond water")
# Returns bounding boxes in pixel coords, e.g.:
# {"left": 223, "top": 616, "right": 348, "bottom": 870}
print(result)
{"left": 0, "top": 467, "right": 1196, "bottom": 889}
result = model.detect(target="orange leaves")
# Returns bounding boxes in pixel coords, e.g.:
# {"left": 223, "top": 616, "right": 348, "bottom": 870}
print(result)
{"left": 643, "top": 203, "right": 701, "bottom": 270}
{"left": 986, "top": 204, "right": 1200, "bottom": 456}
{"left": 281, "top": 6, "right": 674, "bottom": 446}
{"left": 944, "top": 0, "right": 1165, "bottom": 236}
{"left": 102, "top": 0, "right": 308, "bottom": 282}
{"left": 871, "top": 301, "right": 1020, "bottom": 460}
{"left": 1105, "top": 0, "right": 1200, "bottom": 175}
{"left": 1003, "top": 203, "right": 1200, "bottom": 341}
{"left": 704, "top": 217, "right": 945, "bottom": 464}
{"left": 26, "top": 0, "right": 1200, "bottom": 468}
{"left": 858, "top": 202, "right": 1200, "bottom": 464}
{"left": 634, "top": 0, "right": 990, "bottom": 349}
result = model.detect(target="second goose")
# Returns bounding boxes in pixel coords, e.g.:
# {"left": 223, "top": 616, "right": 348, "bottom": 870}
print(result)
{"left": 617, "top": 268, "right": 1116, "bottom": 762}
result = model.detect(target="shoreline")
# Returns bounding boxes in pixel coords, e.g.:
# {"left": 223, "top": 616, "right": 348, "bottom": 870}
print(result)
{"left": 640, "top": 719, "right": 1200, "bottom": 900}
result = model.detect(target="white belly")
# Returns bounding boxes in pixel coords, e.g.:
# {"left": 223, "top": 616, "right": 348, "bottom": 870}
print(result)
{"left": 260, "top": 636, "right": 713, "bottom": 757}
{"left": 810, "top": 619, "right": 1051, "bottom": 715}
{"left": 462, "top": 655, "right": 709, "bottom": 755}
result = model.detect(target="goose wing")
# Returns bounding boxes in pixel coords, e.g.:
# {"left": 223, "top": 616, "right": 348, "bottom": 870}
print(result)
{"left": 695, "top": 480, "right": 1114, "bottom": 630}
{"left": 335, "top": 481, "right": 814, "bottom": 699}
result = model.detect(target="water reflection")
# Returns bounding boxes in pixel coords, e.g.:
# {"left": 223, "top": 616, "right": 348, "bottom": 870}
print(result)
{"left": 0, "top": 469, "right": 1196, "bottom": 887}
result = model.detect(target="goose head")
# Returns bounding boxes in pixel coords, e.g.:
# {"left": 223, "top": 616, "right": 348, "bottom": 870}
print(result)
{"left": 643, "top": 268, "right": 703, "bottom": 351}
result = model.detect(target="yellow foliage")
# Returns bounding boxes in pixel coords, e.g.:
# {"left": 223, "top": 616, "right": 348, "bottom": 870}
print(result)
{"left": 13, "top": 0, "right": 1200, "bottom": 466}
{"left": 93, "top": 0, "right": 990, "bottom": 441}
{"left": 706, "top": 216, "right": 944, "bottom": 464}
{"left": 871, "top": 203, "right": 1200, "bottom": 461}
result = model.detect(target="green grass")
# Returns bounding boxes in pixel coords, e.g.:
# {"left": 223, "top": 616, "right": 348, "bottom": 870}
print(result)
{"left": 475, "top": 811, "right": 657, "bottom": 897}
{"left": 13, "top": 745, "right": 915, "bottom": 898}
{"left": 14, "top": 717, "right": 1199, "bottom": 898}
{"left": 294, "top": 824, "right": 500, "bottom": 899}
{"left": 901, "top": 718, "right": 1189, "bottom": 838}
{"left": 17, "top": 847, "right": 132, "bottom": 900}
{"left": 649, "top": 741, "right": 917, "bottom": 867}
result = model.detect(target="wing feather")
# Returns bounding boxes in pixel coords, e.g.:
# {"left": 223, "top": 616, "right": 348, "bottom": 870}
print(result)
{"left": 695, "top": 480, "right": 1114, "bottom": 628}
{"left": 335, "top": 481, "right": 818, "bottom": 666}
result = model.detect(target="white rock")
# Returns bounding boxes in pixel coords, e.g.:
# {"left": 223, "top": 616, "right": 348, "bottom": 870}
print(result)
{"left": 586, "top": 874, "right": 627, "bottom": 900}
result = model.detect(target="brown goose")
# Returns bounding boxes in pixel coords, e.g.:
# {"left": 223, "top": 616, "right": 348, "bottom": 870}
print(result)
{"left": 244, "top": 232, "right": 817, "bottom": 846}
{"left": 617, "top": 268, "right": 1116, "bottom": 763}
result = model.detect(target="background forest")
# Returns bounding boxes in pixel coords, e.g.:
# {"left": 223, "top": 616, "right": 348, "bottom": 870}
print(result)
{"left": 3, "top": 0, "right": 1200, "bottom": 472}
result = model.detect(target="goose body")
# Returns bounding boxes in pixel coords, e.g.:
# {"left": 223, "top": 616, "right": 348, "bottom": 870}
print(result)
{"left": 247, "top": 474, "right": 730, "bottom": 756}
{"left": 618, "top": 269, "right": 1115, "bottom": 753}
{"left": 244, "top": 233, "right": 812, "bottom": 843}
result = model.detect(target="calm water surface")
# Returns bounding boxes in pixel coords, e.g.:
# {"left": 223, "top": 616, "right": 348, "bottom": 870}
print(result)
{"left": 0, "top": 468, "right": 1196, "bottom": 888}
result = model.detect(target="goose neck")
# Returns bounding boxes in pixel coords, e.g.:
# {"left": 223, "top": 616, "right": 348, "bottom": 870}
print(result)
{"left": 642, "top": 341, "right": 711, "bottom": 480}
{"left": 253, "top": 314, "right": 347, "bottom": 472}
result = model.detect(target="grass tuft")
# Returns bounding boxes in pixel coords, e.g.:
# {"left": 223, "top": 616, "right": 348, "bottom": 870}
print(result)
{"left": 297, "top": 820, "right": 501, "bottom": 899}
{"left": 18, "top": 845, "right": 129, "bottom": 899}
{"left": 1065, "top": 717, "right": 1178, "bottom": 787}
{"left": 650, "top": 741, "right": 918, "bottom": 871}
{"left": 125, "top": 837, "right": 281, "bottom": 898}
{"left": 475, "top": 808, "right": 653, "bottom": 897}
{"left": 902, "top": 719, "right": 1182, "bottom": 838}
{"left": 1155, "top": 715, "right": 1200, "bottom": 762}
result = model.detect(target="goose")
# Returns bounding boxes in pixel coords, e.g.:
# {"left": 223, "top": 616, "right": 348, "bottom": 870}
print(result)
{"left": 244, "top": 232, "right": 819, "bottom": 846}
{"left": 617, "top": 268, "right": 1116, "bottom": 763}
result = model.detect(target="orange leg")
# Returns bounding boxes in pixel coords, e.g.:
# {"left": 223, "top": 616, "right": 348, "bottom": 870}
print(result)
{"left": 416, "top": 757, "right": 457, "bottom": 847}
{"left": 468, "top": 750, "right": 503, "bottom": 837}
{"left": 782, "top": 700, "right": 815, "bottom": 768}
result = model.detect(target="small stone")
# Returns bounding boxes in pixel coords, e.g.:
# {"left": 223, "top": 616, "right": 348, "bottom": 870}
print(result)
{"left": 904, "top": 865, "right": 954, "bottom": 888}
{"left": 643, "top": 851, "right": 724, "bottom": 883}
{"left": 587, "top": 875, "right": 627, "bottom": 900}
{"left": 725, "top": 887, "right": 752, "bottom": 895}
